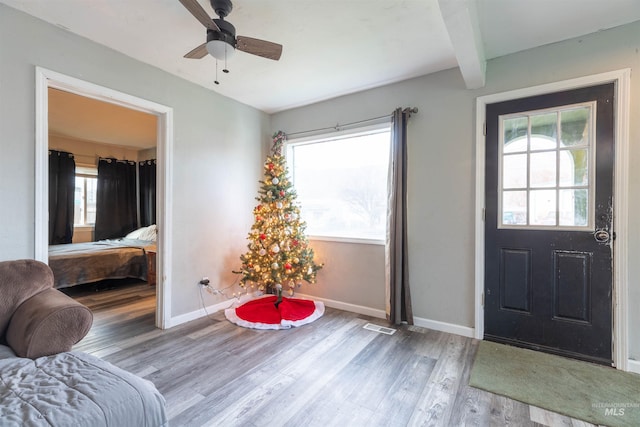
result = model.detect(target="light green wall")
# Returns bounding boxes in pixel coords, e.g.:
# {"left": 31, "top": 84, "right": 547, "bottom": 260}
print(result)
{"left": 0, "top": 4, "right": 270, "bottom": 318}
{"left": 272, "top": 20, "right": 640, "bottom": 360}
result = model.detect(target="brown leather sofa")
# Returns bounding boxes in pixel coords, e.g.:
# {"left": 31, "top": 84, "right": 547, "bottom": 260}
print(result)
{"left": 0, "top": 259, "right": 93, "bottom": 358}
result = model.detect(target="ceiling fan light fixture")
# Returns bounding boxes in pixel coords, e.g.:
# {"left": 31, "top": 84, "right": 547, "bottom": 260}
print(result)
{"left": 206, "top": 40, "right": 235, "bottom": 60}
{"left": 180, "top": 0, "right": 283, "bottom": 63}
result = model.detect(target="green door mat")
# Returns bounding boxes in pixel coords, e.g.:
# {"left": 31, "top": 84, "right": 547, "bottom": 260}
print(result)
{"left": 469, "top": 341, "right": 640, "bottom": 427}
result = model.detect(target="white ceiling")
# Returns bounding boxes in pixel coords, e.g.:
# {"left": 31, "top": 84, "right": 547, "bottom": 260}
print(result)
{"left": 3, "top": 0, "right": 640, "bottom": 114}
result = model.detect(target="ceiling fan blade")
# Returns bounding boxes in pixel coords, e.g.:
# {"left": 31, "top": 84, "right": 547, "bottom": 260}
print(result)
{"left": 184, "top": 42, "right": 208, "bottom": 59}
{"left": 178, "top": 0, "right": 220, "bottom": 31}
{"left": 236, "top": 36, "right": 282, "bottom": 61}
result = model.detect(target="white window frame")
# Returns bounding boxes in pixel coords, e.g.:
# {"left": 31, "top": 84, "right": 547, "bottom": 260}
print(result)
{"left": 74, "top": 165, "right": 98, "bottom": 227}
{"left": 285, "top": 123, "right": 391, "bottom": 245}
{"left": 497, "top": 102, "right": 597, "bottom": 231}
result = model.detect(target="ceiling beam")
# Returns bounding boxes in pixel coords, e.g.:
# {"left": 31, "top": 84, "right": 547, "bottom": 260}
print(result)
{"left": 438, "top": 0, "right": 486, "bottom": 89}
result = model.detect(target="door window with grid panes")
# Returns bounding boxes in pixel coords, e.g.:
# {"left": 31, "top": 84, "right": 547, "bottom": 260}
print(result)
{"left": 498, "top": 102, "right": 595, "bottom": 230}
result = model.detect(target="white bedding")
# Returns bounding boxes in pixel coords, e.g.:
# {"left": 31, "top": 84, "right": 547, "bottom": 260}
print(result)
{"left": 0, "top": 346, "right": 167, "bottom": 427}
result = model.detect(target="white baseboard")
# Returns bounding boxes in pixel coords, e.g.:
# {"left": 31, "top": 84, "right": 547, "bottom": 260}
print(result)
{"left": 413, "top": 316, "right": 475, "bottom": 338}
{"left": 294, "top": 293, "right": 386, "bottom": 319}
{"left": 170, "top": 293, "right": 473, "bottom": 340}
{"left": 168, "top": 300, "right": 233, "bottom": 328}
{"left": 291, "top": 294, "right": 475, "bottom": 341}
{"left": 627, "top": 359, "right": 640, "bottom": 374}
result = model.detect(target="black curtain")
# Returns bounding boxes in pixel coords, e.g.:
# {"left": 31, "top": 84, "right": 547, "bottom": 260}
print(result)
{"left": 139, "top": 159, "right": 157, "bottom": 227}
{"left": 94, "top": 158, "right": 137, "bottom": 241}
{"left": 49, "top": 150, "right": 76, "bottom": 244}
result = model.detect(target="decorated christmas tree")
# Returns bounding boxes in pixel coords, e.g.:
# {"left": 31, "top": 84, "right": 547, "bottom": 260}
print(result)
{"left": 234, "top": 131, "right": 322, "bottom": 297}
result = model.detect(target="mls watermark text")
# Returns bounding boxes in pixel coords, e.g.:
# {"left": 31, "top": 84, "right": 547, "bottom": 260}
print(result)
{"left": 592, "top": 401, "right": 639, "bottom": 417}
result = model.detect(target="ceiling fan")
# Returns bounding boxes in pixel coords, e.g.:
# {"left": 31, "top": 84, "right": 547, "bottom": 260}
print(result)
{"left": 179, "top": 0, "right": 283, "bottom": 67}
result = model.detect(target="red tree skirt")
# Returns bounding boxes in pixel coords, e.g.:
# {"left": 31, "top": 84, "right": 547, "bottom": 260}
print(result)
{"left": 225, "top": 295, "right": 325, "bottom": 330}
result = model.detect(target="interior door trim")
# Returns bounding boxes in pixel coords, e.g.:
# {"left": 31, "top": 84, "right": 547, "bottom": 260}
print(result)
{"left": 474, "top": 69, "right": 631, "bottom": 371}
{"left": 34, "top": 67, "right": 175, "bottom": 330}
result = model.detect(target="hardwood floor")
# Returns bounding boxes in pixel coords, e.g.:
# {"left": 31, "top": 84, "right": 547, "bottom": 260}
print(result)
{"left": 68, "top": 283, "right": 601, "bottom": 427}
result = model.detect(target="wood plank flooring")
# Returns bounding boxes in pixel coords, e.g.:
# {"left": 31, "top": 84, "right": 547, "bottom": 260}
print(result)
{"left": 67, "top": 282, "right": 602, "bottom": 427}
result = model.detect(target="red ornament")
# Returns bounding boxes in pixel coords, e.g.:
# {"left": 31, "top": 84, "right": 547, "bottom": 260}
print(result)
{"left": 292, "top": 239, "right": 299, "bottom": 246}
{"left": 267, "top": 163, "right": 274, "bottom": 171}
{"left": 285, "top": 263, "right": 292, "bottom": 270}
{"left": 256, "top": 205, "right": 262, "bottom": 211}
{"left": 259, "top": 234, "right": 267, "bottom": 240}
{"left": 256, "top": 216, "right": 263, "bottom": 221}
{"left": 279, "top": 190, "right": 285, "bottom": 197}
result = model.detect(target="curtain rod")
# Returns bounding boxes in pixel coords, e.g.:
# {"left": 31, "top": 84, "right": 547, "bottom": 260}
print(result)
{"left": 98, "top": 157, "right": 136, "bottom": 164}
{"left": 285, "top": 107, "right": 418, "bottom": 138}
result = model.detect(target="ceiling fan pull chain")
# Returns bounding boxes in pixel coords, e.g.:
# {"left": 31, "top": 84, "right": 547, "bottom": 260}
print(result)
{"left": 214, "top": 60, "right": 220, "bottom": 85}
{"left": 223, "top": 44, "right": 230, "bottom": 74}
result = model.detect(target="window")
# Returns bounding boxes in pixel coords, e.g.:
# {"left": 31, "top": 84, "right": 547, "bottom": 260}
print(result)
{"left": 286, "top": 125, "right": 391, "bottom": 242}
{"left": 499, "top": 102, "right": 595, "bottom": 230}
{"left": 74, "top": 166, "right": 97, "bottom": 226}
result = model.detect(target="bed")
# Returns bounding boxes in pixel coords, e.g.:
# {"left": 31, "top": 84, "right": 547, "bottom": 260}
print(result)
{"left": 48, "top": 225, "right": 157, "bottom": 289}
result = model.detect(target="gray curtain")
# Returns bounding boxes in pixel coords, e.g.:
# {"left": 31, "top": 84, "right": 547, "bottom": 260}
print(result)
{"left": 385, "top": 108, "right": 413, "bottom": 325}
{"left": 49, "top": 150, "right": 76, "bottom": 244}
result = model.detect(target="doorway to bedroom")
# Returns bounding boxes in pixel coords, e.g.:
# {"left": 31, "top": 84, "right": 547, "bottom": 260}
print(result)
{"left": 35, "top": 68, "right": 174, "bottom": 329}
{"left": 48, "top": 87, "right": 159, "bottom": 319}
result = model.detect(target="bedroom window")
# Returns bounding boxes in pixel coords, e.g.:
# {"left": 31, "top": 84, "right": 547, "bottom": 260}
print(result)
{"left": 286, "top": 124, "right": 391, "bottom": 243}
{"left": 74, "top": 166, "right": 97, "bottom": 226}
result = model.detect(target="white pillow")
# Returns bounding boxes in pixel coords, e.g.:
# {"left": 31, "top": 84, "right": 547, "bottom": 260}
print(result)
{"left": 126, "top": 224, "right": 157, "bottom": 241}
{"left": 138, "top": 224, "right": 157, "bottom": 241}
{"left": 125, "top": 227, "right": 144, "bottom": 239}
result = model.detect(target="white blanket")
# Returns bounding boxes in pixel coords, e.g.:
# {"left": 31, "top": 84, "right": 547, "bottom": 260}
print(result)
{"left": 0, "top": 346, "right": 167, "bottom": 427}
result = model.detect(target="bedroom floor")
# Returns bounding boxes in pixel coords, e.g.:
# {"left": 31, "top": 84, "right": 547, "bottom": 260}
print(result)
{"left": 71, "top": 283, "right": 600, "bottom": 427}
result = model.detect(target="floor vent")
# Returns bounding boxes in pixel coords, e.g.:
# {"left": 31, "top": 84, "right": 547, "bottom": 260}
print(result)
{"left": 363, "top": 323, "right": 396, "bottom": 335}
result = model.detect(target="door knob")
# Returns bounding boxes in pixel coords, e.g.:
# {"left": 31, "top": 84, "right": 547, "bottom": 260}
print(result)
{"left": 594, "top": 229, "right": 610, "bottom": 243}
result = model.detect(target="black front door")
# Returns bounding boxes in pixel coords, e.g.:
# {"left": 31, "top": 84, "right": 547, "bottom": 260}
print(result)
{"left": 484, "top": 83, "right": 614, "bottom": 365}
